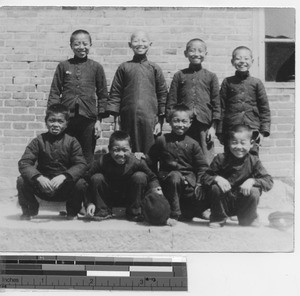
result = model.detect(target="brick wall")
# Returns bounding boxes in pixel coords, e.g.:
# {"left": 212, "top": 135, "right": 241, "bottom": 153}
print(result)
{"left": 0, "top": 6, "right": 295, "bottom": 182}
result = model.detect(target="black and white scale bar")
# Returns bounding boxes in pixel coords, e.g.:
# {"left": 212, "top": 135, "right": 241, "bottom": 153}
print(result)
{"left": 0, "top": 255, "right": 187, "bottom": 291}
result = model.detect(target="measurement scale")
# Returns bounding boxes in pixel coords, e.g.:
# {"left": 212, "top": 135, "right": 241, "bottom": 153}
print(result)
{"left": 0, "top": 255, "right": 187, "bottom": 291}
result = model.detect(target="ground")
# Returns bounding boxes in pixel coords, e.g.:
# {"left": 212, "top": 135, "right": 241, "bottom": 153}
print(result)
{"left": 0, "top": 178, "right": 294, "bottom": 253}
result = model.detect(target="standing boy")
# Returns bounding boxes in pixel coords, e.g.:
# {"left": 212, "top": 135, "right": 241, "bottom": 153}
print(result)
{"left": 202, "top": 125, "right": 273, "bottom": 228}
{"left": 106, "top": 31, "right": 168, "bottom": 154}
{"left": 48, "top": 29, "right": 108, "bottom": 167}
{"left": 85, "top": 131, "right": 162, "bottom": 222}
{"left": 166, "top": 38, "right": 220, "bottom": 163}
{"left": 17, "top": 104, "right": 87, "bottom": 220}
{"left": 147, "top": 104, "right": 209, "bottom": 221}
{"left": 218, "top": 46, "right": 271, "bottom": 154}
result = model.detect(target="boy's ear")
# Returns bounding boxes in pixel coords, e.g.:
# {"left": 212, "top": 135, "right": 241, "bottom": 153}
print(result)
{"left": 250, "top": 139, "right": 255, "bottom": 147}
{"left": 184, "top": 50, "right": 188, "bottom": 57}
{"left": 128, "top": 42, "right": 132, "bottom": 48}
{"left": 149, "top": 41, "right": 153, "bottom": 47}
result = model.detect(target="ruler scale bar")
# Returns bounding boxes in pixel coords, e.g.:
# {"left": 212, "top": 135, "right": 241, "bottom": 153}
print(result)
{"left": 0, "top": 255, "right": 187, "bottom": 291}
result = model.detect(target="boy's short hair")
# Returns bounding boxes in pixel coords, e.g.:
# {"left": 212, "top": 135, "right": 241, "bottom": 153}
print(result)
{"left": 45, "top": 104, "right": 70, "bottom": 122}
{"left": 228, "top": 124, "right": 253, "bottom": 141}
{"left": 186, "top": 38, "right": 207, "bottom": 51}
{"left": 109, "top": 130, "right": 131, "bottom": 149}
{"left": 70, "top": 29, "right": 92, "bottom": 44}
{"left": 232, "top": 46, "right": 253, "bottom": 58}
{"left": 168, "top": 104, "right": 193, "bottom": 121}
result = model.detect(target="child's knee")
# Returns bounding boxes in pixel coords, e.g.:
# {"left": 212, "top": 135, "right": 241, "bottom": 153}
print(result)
{"left": 130, "top": 172, "right": 147, "bottom": 185}
{"left": 249, "top": 187, "right": 261, "bottom": 201}
{"left": 210, "top": 184, "right": 222, "bottom": 196}
{"left": 74, "top": 178, "right": 88, "bottom": 192}
{"left": 165, "top": 171, "right": 182, "bottom": 185}
{"left": 90, "top": 173, "right": 106, "bottom": 185}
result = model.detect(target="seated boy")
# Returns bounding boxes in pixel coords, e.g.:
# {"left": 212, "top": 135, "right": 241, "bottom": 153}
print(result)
{"left": 85, "top": 130, "right": 162, "bottom": 222}
{"left": 17, "top": 104, "right": 87, "bottom": 220}
{"left": 202, "top": 124, "right": 273, "bottom": 228}
{"left": 147, "top": 104, "right": 210, "bottom": 221}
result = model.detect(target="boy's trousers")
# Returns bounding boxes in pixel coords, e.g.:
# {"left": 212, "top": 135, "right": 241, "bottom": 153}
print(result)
{"left": 17, "top": 176, "right": 87, "bottom": 216}
{"left": 187, "top": 119, "right": 215, "bottom": 164}
{"left": 209, "top": 184, "right": 260, "bottom": 225}
{"left": 89, "top": 172, "right": 148, "bottom": 218}
{"left": 66, "top": 114, "right": 96, "bottom": 168}
{"left": 160, "top": 171, "right": 209, "bottom": 219}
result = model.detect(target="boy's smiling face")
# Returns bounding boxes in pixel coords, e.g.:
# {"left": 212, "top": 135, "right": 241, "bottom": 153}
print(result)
{"left": 231, "top": 48, "right": 254, "bottom": 72}
{"left": 128, "top": 31, "right": 152, "bottom": 55}
{"left": 70, "top": 33, "right": 91, "bottom": 59}
{"left": 229, "top": 130, "right": 253, "bottom": 159}
{"left": 184, "top": 40, "right": 207, "bottom": 65}
{"left": 46, "top": 113, "right": 68, "bottom": 136}
{"left": 170, "top": 111, "right": 192, "bottom": 136}
{"left": 109, "top": 140, "right": 132, "bottom": 165}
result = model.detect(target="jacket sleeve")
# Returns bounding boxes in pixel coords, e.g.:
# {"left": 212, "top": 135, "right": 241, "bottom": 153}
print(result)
{"left": 47, "top": 63, "right": 64, "bottom": 107}
{"left": 210, "top": 72, "right": 221, "bottom": 122}
{"left": 65, "top": 138, "right": 87, "bottom": 182}
{"left": 166, "top": 73, "right": 179, "bottom": 122}
{"left": 201, "top": 154, "right": 223, "bottom": 186}
{"left": 217, "top": 78, "right": 228, "bottom": 136}
{"left": 256, "top": 79, "right": 271, "bottom": 136}
{"left": 193, "top": 143, "right": 209, "bottom": 184}
{"left": 106, "top": 65, "right": 124, "bottom": 115}
{"left": 18, "top": 138, "right": 42, "bottom": 182}
{"left": 154, "top": 64, "right": 168, "bottom": 116}
{"left": 138, "top": 159, "right": 160, "bottom": 189}
{"left": 252, "top": 158, "right": 273, "bottom": 192}
{"left": 95, "top": 63, "right": 109, "bottom": 118}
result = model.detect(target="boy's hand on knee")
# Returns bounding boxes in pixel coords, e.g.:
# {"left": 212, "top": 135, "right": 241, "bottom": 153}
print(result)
{"left": 215, "top": 176, "right": 231, "bottom": 193}
{"left": 240, "top": 178, "right": 255, "bottom": 196}
{"left": 86, "top": 204, "right": 96, "bottom": 217}
{"left": 50, "top": 174, "right": 66, "bottom": 190}
{"left": 36, "top": 175, "right": 54, "bottom": 193}
{"left": 134, "top": 152, "right": 146, "bottom": 160}
{"left": 153, "top": 122, "right": 162, "bottom": 136}
{"left": 94, "top": 120, "right": 102, "bottom": 139}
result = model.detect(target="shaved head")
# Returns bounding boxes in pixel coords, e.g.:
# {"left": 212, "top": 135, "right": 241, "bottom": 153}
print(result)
{"left": 130, "top": 31, "right": 151, "bottom": 42}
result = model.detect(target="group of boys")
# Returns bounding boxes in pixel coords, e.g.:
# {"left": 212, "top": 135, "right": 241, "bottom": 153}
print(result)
{"left": 17, "top": 29, "right": 273, "bottom": 228}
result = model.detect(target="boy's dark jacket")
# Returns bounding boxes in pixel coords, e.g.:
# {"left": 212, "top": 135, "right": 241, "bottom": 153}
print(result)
{"left": 48, "top": 57, "right": 108, "bottom": 120}
{"left": 202, "top": 152, "right": 273, "bottom": 192}
{"left": 147, "top": 133, "right": 209, "bottom": 187}
{"left": 218, "top": 71, "right": 271, "bottom": 136}
{"left": 18, "top": 132, "right": 87, "bottom": 183}
{"left": 85, "top": 153, "right": 160, "bottom": 188}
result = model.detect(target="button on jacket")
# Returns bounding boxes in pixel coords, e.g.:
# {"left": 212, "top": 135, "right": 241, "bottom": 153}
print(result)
{"left": 166, "top": 64, "right": 220, "bottom": 125}
{"left": 219, "top": 71, "right": 271, "bottom": 136}
{"left": 18, "top": 132, "right": 87, "bottom": 183}
{"left": 147, "top": 133, "right": 209, "bottom": 187}
{"left": 48, "top": 56, "right": 108, "bottom": 120}
{"left": 202, "top": 152, "right": 273, "bottom": 192}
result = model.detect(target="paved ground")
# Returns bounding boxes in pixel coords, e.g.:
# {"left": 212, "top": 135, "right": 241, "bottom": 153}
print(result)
{"left": 0, "top": 178, "right": 294, "bottom": 253}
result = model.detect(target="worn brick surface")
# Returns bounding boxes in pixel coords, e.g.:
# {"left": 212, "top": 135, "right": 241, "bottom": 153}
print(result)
{"left": 0, "top": 6, "right": 295, "bottom": 181}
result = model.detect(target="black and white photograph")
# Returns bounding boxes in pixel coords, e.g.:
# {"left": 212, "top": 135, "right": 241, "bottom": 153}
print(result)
{"left": 0, "top": 5, "right": 295, "bottom": 253}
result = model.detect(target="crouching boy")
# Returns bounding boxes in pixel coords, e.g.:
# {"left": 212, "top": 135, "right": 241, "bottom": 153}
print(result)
{"left": 17, "top": 104, "right": 87, "bottom": 220}
{"left": 147, "top": 104, "right": 210, "bottom": 221}
{"left": 202, "top": 124, "right": 273, "bottom": 228}
{"left": 85, "top": 131, "right": 162, "bottom": 222}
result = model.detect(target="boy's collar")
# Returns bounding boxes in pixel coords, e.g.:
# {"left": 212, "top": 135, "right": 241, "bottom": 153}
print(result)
{"left": 73, "top": 55, "right": 88, "bottom": 63}
{"left": 170, "top": 131, "right": 186, "bottom": 141}
{"left": 226, "top": 151, "right": 250, "bottom": 163}
{"left": 235, "top": 70, "right": 250, "bottom": 80}
{"left": 189, "top": 63, "right": 202, "bottom": 72}
{"left": 132, "top": 54, "right": 147, "bottom": 62}
{"left": 46, "top": 131, "right": 65, "bottom": 141}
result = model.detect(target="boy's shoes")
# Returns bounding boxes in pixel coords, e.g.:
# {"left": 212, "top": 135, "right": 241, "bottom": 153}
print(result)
{"left": 126, "top": 213, "right": 144, "bottom": 222}
{"left": 229, "top": 216, "right": 238, "bottom": 221}
{"left": 249, "top": 218, "right": 261, "bottom": 227}
{"left": 93, "top": 213, "right": 113, "bottom": 221}
{"left": 20, "top": 214, "right": 32, "bottom": 221}
{"left": 66, "top": 214, "right": 78, "bottom": 220}
{"left": 21, "top": 206, "right": 39, "bottom": 220}
{"left": 209, "top": 219, "right": 227, "bottom": 228}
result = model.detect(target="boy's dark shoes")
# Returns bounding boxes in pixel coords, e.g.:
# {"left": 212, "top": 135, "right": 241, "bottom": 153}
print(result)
{"left": 126, "top": 213, "right": 144, "bottom": 222}
{"left": 66, "top": 215, "right": 78, "bottom": 220}
{"left": 209, "top": 219, "right": 227, "bottom": 228}
{"left": 178, "top": 215, "right": 193, "bottom": 222}
{"left": 21, "top": 206, "right": 39, "bottom": 220}
{"left": 20, "top": 214, "right": 32, "bottom": 221}
{"left": 93, "top": 213, "right": 113, "bottom": 221}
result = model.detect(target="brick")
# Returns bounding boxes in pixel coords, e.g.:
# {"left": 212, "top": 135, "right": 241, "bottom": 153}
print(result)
{"left": 28, "top": 122, "right": 45, "bottom": 129}
{"left": 29, "top": 93, "right": 45, "bottom": 100}
{"left": 12, "top": 92, "right": 28, "bottom": 100}
{"left": 4, "top": 130, "right": 34, "bottom": 137}
{"left": 0, "top": 107, "right": 12, "bottom": 113}
{"left": 12, "top": 122, "right": 27, "bottom": 129}
{"left": 13, "top": 107, "right": 28, "bottom": 114}
{"left": 0, "top": 122, "right": 11, "bottom": 129}
{"left": 3, "top": 145, "right": 26, "bottom": 152}
{"left": 4, "top": 100, "right": 35, "bottom": 107}
{"left": 4, "top": 114, "right": 35, "bottom": 122}
{"left": 276, "top": 125, "right": 293, "bottom": 132}
{"left": 29, "top": 107, "right": 46, "bottom": 115}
